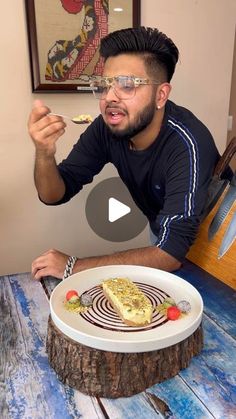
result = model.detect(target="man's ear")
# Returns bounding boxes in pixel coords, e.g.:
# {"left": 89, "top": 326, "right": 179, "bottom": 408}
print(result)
{"left": 156, "top": 83, "right": 172, "bottom": 109}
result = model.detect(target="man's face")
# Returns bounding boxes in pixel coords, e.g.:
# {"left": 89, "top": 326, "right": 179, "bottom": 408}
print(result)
{"left": 99, "top": 54, "right": 158, "bottom": 140}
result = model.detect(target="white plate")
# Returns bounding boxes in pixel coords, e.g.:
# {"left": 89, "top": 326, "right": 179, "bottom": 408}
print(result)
{"left": 50, "top": 265, "right": 203, "bottom": 353}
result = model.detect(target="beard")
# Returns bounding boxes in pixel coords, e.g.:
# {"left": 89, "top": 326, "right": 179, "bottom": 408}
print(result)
{"left": 105, "top": 96, "right": 157, "bottom": 141}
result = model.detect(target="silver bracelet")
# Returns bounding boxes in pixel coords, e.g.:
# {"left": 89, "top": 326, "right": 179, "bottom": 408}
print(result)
{"left": 62, "top": 256, "right": 78, "bottom": 280}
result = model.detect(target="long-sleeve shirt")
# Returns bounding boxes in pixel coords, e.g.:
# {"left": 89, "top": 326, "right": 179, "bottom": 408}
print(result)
{"left": 53, "top": 100, "right": 220, "bottom": 261}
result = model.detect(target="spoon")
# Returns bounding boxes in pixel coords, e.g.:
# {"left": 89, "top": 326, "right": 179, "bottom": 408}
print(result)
{"left": 48, "top": 112, "right": 92, "bottom": 124}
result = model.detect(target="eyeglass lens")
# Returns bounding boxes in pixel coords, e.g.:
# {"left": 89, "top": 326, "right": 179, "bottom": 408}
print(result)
{"left": 91, "top": 76, "right": 136, "bottom": 100}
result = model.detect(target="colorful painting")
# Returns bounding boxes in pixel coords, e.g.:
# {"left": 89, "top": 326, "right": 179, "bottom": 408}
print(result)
{"left": 25, "top": 0, "right": 140, "bottom": 92}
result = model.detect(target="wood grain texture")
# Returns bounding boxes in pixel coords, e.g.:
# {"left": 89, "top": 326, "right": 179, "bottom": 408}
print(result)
{"left": 0, "top": 279, "right": 18, "bottom": 419}
{"left": 146, "top": 375, "right": 214, "bottom": 419}
{"left": 179, "top": 316, "right": 236, "bottom": 418}
{"left": 186, "top": 189, "right": 236, "bottom": 289}
{"left": 1, "top": 265, "right": 235, "bottom": 419}
{"left": 144, "top": 314, "right": 236, "bottom": 419}
{"left": 101, "top": 393, "right": 166, "bottom": 418}
{"left": 46, "top": 316, "right": 203, "bottom": 398}
{"left": 0, "top": 274, "right": 104, "bottom": 419}
{"left": 177, "top": 260, "right": 236, "bottom": 337}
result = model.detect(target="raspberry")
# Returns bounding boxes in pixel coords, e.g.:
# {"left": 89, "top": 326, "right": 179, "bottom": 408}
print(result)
{"left": 66, "top": 290, "right": 79, "bottom": 302}
{"left": 167, "top": 306, "right": 181, "bottom": 320}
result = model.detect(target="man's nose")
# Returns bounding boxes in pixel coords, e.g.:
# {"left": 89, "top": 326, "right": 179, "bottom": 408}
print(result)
{"left": 105, "top": 85, "right": 120, "bottom": 102}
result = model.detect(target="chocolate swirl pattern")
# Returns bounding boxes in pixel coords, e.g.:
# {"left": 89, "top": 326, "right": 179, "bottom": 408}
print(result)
{"left": 80, "top": 282, "right": 170, "bottom": 332}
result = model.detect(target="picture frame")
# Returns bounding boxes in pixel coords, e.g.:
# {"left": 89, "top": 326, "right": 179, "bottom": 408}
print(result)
{"left": 25, "top": 0, "right": 141, "bottom": 93}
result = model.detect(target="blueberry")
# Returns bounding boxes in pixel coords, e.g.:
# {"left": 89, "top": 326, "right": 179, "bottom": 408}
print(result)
{"left": 177, "top": 300, "right": 191, "bottom": 313}
{"left": 80, "top": 293, "right": 93, "bottom": 307}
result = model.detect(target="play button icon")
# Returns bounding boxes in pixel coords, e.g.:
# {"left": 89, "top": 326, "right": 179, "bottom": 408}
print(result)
{"left": 108, "top": 198, "right": 131, "bottom": 222}
{"left": 85, "top": 177, "right": 148, "bottom": 242}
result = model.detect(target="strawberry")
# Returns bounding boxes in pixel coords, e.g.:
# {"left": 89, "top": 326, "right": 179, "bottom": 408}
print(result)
{"left": 167, "top": 306, "right": 181, "bottom": 320}
{"left": 66, "top": 290, "right": 79, "bottom": 303}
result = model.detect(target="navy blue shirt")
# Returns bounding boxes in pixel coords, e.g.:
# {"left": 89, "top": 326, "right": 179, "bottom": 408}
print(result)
{"left": 54, "top": 100, "right": 220, "bottom": 261}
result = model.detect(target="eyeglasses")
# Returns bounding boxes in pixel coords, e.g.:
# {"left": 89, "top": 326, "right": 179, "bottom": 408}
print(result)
{"left": 89, "top": 75, "right": 160, "bottom": 100}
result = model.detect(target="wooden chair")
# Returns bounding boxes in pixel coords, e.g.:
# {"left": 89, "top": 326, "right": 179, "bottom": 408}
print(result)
{"left": 187, "top": 137, "right": 236, "bottom": 290}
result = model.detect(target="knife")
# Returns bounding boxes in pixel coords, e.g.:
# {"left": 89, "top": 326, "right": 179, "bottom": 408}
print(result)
{"left": 208, "top": 172, "right": 236, "bottom": 240}
{"left": 218, "top": 211, "right": 236, "bottom": 258}
{"left": 203, "top": 136, "right": 236, "bottom": 218}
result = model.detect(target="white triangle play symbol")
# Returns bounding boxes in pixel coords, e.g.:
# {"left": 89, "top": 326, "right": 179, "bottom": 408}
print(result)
{"left": 108, "top": 197, "right": 131, "bottom": 222}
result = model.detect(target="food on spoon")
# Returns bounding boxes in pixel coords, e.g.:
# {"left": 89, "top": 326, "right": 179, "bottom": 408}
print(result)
{"left": 72, "top": 114, "right": 93, "bottom": 123}
{"left": 102, "top": 277, "right": 153, "bottom": 326}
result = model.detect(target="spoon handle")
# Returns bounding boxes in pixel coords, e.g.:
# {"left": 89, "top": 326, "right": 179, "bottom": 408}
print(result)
{"left": 48, "top": 112, "right": 71, "bottom": 120}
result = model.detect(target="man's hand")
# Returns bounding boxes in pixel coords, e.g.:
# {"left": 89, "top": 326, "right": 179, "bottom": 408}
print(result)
{"left": 31, "top": 246, "right": 181, "bottom": 281}
{"left": 28, "top": 100, "right": 67, "bottom": 203}
{"left": 28, "top": 99, "right": 66, "bottom": 158}
{"left": 32, "top": 249, "right": 71, "bottom": 280}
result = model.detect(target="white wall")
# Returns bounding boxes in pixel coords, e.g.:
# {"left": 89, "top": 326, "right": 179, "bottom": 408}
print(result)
{"left": 142, "top": 0, "right": 236, "bottom": 151}
{"left": 0, "top": 0, "right": 235, "bottom": 275}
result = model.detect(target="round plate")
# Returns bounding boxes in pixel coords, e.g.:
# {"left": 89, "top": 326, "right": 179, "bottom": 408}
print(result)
{"left": 50, "top": 265, "right": 203, "bottom": 353}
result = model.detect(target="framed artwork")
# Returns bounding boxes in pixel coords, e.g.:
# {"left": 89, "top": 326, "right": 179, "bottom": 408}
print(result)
{"left": 25, "top": 0, "right": 141, "bottom": 92}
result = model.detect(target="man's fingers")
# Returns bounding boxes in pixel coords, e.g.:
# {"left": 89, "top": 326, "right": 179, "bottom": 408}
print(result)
{"left": 33, "top": 267, "right": 50, "bottom": 281}
{"left": 28, "top": 103, "right": 51, "bottom": 125}
{"left": 31, "top": 257, "right": 46, "bottom": 277}
{"left": 33, "top": 121, "right": 66, "bottom": 139}
{"left": 33, "top": 99, "right": 44, "bottom": 108}
{"left": 31, "top": 249, "right": 67, "bottom": 280}
{"left": 30, "top": 113, "right": 66, "bottom": 132}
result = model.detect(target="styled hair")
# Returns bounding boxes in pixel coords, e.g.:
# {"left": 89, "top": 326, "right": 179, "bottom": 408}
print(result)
{"left": 100, "top": 27, "right": 179, "bottom": 82}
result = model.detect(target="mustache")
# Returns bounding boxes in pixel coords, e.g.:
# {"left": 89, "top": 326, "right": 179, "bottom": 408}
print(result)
{"left": 105, "top": 105, "right": 127, "bottom": 114}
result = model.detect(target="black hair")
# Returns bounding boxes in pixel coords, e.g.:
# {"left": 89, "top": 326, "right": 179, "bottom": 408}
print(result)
{"left": 100, "top": 27, "right": 179, "bottom": 82}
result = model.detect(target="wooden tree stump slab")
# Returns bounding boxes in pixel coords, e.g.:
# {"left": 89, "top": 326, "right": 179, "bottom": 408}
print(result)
{"left": 46, "top": 316, "right": 203, "bottom": 398}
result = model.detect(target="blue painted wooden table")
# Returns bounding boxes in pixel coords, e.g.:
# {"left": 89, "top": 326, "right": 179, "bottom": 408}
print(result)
{"left": 0, "top": 260, "right": 235, "bottom": 419}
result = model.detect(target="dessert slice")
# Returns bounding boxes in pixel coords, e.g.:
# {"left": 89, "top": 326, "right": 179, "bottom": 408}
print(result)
{"left": 102, "top": 277, "right": 153, "bottom": 326}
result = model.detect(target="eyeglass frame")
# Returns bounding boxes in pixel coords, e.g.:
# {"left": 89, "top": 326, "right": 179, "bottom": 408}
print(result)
{"left": 89, "top": 75, "right": 161, "bottom": 100}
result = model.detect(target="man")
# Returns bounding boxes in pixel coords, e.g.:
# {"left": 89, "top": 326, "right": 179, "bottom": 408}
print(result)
{"left": 28, "top": 27, "right": 220, "bottom": 281}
